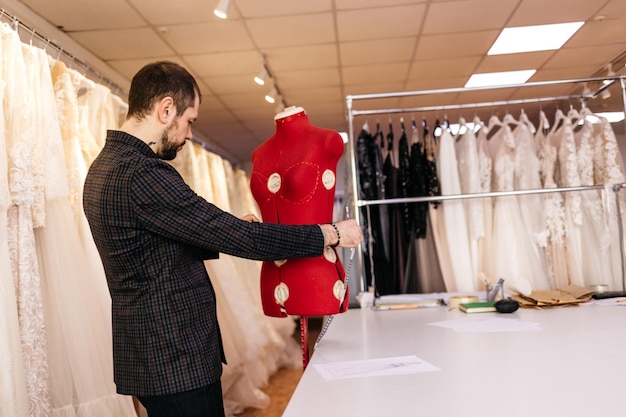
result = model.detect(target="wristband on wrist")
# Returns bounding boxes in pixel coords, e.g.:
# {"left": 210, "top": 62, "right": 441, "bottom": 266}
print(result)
{"left": 330, "top": 223, "right": 340, "bottom": 248}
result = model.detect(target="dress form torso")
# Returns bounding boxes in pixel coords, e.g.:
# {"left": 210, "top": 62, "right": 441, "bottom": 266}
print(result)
{"left": 250, "top": 108, "right": 346, "bottom": 316}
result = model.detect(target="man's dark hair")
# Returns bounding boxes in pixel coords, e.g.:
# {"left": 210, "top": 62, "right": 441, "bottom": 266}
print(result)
{"left": 126, "top": 61, "right": 202, "bottom": 120}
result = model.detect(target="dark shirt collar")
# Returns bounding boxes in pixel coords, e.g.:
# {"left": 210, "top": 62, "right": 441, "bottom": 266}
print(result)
{"left": 106, "top": 129, "right": 157, "bottom": 159}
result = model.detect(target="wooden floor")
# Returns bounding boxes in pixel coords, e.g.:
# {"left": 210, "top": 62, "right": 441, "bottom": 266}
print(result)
{"left": 238, "top": 316, "right": 323, "bottom": 417}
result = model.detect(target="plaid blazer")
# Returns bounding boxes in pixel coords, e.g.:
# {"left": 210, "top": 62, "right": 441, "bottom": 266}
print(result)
{"left": 83, "top": 130, "right": 324, "bottom": 396}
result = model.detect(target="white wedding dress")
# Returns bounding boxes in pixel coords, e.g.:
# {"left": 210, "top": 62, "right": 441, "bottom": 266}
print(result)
{"left": 435, "top": 129, "right": 474, "bottom": 291}
{"left": 2, "top": 23, "right": 51, "bottom": 417}
{"left": 455, "top": 119, "right": 483, "bottom": 287}
{"left": 535, "top": 112, "right": 569, "bottom": 289}
{"left": 487, "top": 116, "right": 549, "bottom": 294}
{"left": 35, "top": 46, "right": 136, "bottom": 417}
{"left": 0, "top": 74, "right": 30, "bottom": 417}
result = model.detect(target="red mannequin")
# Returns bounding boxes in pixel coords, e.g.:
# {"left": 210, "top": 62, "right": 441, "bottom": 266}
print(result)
{"left": 250, "top": 106, "right": 347, "bottom": 317}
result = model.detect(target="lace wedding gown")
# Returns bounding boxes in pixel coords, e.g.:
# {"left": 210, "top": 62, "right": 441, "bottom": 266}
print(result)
{"left": 0, "top": 74, "right": 30, "bottom": 417}
{"left": 488, "top": 117, "right": 549, "bottom": 294}
{"left": 535, "top": 113, "right": 569, "bottom": 289}
{"left": 2, "top": 23, "right": 51, "bottom": 417}
{"left": 35, "top": 47, "right": 136, "bottom": 417}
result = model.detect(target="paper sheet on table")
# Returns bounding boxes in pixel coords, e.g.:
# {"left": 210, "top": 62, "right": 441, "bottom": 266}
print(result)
{"left": 592, "top": 297, "right": 626, "bottom": 306}
{"left": 313, "top": 355, "right": 440, "bottom": 381}
{"left": 429, "top": 317, "right": 542, "bottom": 333}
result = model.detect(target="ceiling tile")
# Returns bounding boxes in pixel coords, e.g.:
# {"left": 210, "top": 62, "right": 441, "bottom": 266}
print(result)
{"left": 422, "top": 0, "right": 517, "bottom": 34}
{"left": 405, "top": 77, "right": 469, "bottom": 91}
{"left": 337, "top": 4, "right": 426, "bottom": 41}
{"left": 476, "top": 51, "right": 554, "bottom": 73}
{"left": 286, "top": 86, "right": 344, "bottom": 106}
{"left": 201, "top": 74, "right": 262, "bottom": 95}
{"left": 71, "top": 28, "right": 174, "bottom": 60}
{"left": 129, "top": 0, "right": 219, "bottom": 25}
{"left": 340, "top": 37, "right": 417, "bottom": 66}
{"left": 565, "top": 17, "right": 626, "bottom": 48}
{"left": 546, "top": 44, "right": 626, "bottom": 69}
{"left": 264, "top": 44, "right": 339, "bottom": 72}
{"left": 107, "top": 56, "right": 185, "bottom": 82}
{"left": 336, "top": 0, "right": 428, "bottom": 10}
{"left": 218, "top": 91, "right": 273, "bottom": 110}
{"left": 342, "top": 63, "right": 411, "bottom": 85}
{"left": 163, "top": 21, "right": 254, "bottom": 54}
{"left": 508, "top": 0, "right": 606, "bottom": 26}
{"left": 531, "top": 65, "right": 604, "bottom": 82}
{"left": 246, "top": 13, "right": 335, "bottom": 49}
{"left": 598, "top": 0, "right": 626, "bottom": 16}
{"left": 278, "top": 68, "right": 341, "bottom": 90}
{"left": 415, "top": 30, "right": 499, "bottom": 60}
{"left": 183, "top": 50, "right": 261, "bottom": 77}
{"left": 345, "top": 82, "right": 405, "bottom": 95}
{"left": 408, "top": 56, "right": 482, "bottom": 80}
{"left": 20, "top": 0, "right": 143, "bottom": 30}
{"left": 236, "top": 0, "right": 332, "bottom": 17}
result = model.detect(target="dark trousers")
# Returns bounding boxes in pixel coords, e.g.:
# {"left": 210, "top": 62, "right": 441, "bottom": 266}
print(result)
{"left": 137, "top": 382, "right": 226, "bottom": 417}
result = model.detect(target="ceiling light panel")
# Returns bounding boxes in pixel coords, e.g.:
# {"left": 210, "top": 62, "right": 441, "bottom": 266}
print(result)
{"left": 488, "top": 21, "right": 584, "bottom": 55}
{"left": 464, "top": 69, "right": 536, "bottom": 88}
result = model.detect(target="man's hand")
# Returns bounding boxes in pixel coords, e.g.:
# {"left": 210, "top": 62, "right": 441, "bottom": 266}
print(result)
{"left": 320, "top": 219, "right": 363, "bottom": 248}
{"left": 240, "top": 214, "right": 260, "bottom": 223}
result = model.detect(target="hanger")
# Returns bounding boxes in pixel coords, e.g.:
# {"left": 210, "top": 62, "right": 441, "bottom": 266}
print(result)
{"left": 362, "top": 120, "right": 370, "bottom": 133}
{"left": 376, "top": 120, "right": 383, "bottom": 148}
{"left": 502, "top": 112, "right": 519, "bottom": 129}
{"left": 486, "top": 114, "right": 503, "bottom": 139}
{"left": 518, "top": 109, "right": 536, "bottom": 134}
{"left": 549, "top": 107, "right": 567, "bottom": 136}
{"left": 386, "top": 119, "right": 394, "bottom": 151}
{"left": 410, "top": 116, "right": 420, "bottom": 144}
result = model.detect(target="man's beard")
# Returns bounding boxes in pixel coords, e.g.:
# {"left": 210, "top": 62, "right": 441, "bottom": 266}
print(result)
{"left": 156, "top": 121, "right": 179, "bottom": 161}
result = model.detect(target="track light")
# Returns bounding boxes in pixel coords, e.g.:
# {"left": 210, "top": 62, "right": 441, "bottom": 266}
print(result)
{"left": 254, "top": 66, "right": 268, "bottom": 86}
{"left": 265, "top": 86, "right": 277, "bottom": 104}
{"left": 213, "top": 0, "right": 230, "bottom": 19}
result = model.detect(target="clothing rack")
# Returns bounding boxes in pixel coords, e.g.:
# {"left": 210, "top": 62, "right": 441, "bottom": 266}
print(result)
{"left": 0, "top": 7, "right": 128, "bottom": 97}
{"left": 345, "top": 75, "right": 626, "bottom": 294}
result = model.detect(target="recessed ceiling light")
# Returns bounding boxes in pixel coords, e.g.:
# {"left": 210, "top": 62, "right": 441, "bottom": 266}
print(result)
{"left": 488, "top": 21, "right": 584, "bottom": 55}
{"left": 464, "top": 69, "right": 536, "bottom": 88}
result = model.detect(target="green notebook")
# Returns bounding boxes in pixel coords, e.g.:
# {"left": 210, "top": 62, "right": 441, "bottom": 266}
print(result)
{"left": 459, "top": 301, "right": 496, "bottom": 313}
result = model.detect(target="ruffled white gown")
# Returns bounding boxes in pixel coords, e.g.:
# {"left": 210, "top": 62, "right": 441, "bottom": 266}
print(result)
{"left": 510, "top": 116, "right": 550, "bottom": 290}
{"left": 535, "top": 113, "right": 569, "bottom": 289}
{"left": 2, "top": 23, "right": 51, "bottom": 417}
{"left": 550, "top": 112, "right": 585, "bottom": 286}
{"left": 572, "top": 112, "right": 613, "bottom": 288}
{"left": 36, "top": 49, "right": 136, "bottom": 417}
{"left": 0, "top": 74, "right": 29, "bottom": 417}
{"left": 487, "top": 117, "right": 549, "bottom": 294}
{"left": 592, "top": 115, "right": 626, "bottom": 290}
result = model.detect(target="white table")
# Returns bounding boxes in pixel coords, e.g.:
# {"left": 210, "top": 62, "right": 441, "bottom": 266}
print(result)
{"left": 283, "top": 301, "right": 626, "bottom": 417}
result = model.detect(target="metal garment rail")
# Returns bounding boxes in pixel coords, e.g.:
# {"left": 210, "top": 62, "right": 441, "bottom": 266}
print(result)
{"left": 345, "top": 75, "right": 626, "bottom": 293}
